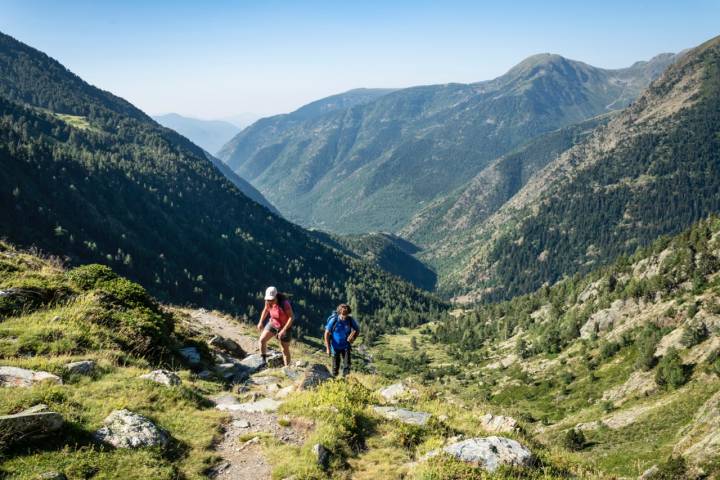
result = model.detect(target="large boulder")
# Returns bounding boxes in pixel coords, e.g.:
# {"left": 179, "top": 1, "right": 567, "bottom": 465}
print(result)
{"left": 373, "top": 406, "right": 431, "bottom": 426}
{"left": 428, "top": 436, "right": 534, "bottom": 472}
{"left": 94, "top": 409, "right": 169, "bottom": 448}
{"left": 64, "top": 360, "right": 96, "bottom": 375}
{"left": 298, "top": 364, "right": 333, "bottom": 390}
{"left": 0, "top": 366, "right": 62, "bottom": 387}
{"left": 138, "top": 370, "right": 181, "bottom": 386}
{"left": 234, "top": 351, "right": 284, "bottom": 380}
{"left": 479, "top": 414, "right": 519, "bottom": 434}
{"left": 208, "top": 335, "right": 245, "bottom": 358}
{"left": 0, "top": 404, "right": 63, "bottom": 446}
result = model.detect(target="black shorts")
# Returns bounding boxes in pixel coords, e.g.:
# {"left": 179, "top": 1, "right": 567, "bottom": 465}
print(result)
{"left": 264, "top": 322, "right": 292, "bottom": 342}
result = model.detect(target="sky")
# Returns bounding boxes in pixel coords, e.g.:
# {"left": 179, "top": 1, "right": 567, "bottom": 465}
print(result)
{"left": 1, "top": 1, "right": 719, "bottom": 120}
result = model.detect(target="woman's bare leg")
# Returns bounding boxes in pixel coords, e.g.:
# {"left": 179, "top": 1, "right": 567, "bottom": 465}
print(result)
{"left": 280, "top": 340, "right": 291, "bottom": 367}
{"left": 259, "top": 329, "right": 275, "bottom": 360}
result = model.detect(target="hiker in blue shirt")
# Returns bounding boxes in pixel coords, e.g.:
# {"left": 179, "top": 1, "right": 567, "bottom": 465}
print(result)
{"left": 324, "top": 303, "right": 360, "bottom": 377}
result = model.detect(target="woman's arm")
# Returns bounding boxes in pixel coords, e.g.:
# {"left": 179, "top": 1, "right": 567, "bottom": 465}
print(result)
{"left": 256, "top": 305, "right": 268, "bottom": 330}
{"left": 279, "top": 302, "right": 294, "bottom": 334}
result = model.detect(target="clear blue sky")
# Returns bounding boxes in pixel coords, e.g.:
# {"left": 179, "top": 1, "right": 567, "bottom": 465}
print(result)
{"left": 1, "top": 1, "right": 718, "bottom": 119}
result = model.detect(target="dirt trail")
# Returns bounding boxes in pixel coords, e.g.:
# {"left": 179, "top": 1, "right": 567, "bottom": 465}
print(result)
{"left": 188, "top": 309, "right": 308, "bottom": 480}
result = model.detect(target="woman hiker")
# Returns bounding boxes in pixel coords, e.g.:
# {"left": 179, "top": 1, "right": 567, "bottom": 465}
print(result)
{"left": 324, "top": 303, "right": 360, "bottom": 377}
{"left": 257, "top": 286, "right": 293, "bottom": 367}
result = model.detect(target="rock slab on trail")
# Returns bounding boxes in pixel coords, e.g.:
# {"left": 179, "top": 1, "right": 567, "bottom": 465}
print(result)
{"left": 298, "top": 363, "right": 333, "bottom": 390}
{"left": 214, "top": 395, "right": 282, "bottom": 413}
{"left": 428, "top": 436, "right": 534, "bottom": 472}
{"left": 373, "top": 406, "right": 431, "bottom": 426}
{"left": 95, "top": 409, "right": 169, "bottom": 448}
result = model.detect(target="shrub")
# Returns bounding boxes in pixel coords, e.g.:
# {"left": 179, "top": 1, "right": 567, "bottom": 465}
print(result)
{"left": 562, "top": 428, "right": 586, "bottom": 451}
{"left": 635, "top": 324, "right": 662, "bottom": 371}
{"left": 680, "top": 322, "right": 708, "bottom": 347}
{"left": 67, "top": 264, "right": 117, "bottom": 290}
{"left": 599, "top": 341, "right": 621, "bottom": 360}
{"left": 643, "top": 455, "right": 688, "bottom": 479}
{"left": 655, "top": 348, "right": 690, "bottom": 389}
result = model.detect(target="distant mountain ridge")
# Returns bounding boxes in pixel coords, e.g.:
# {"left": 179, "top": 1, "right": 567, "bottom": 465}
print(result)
{"left": 218, "top": 52, "right": 678, "bottom": 234}
{"left": 435, "top": 36, "right": 720, "bottom": 301}
{"left": 153, "top": 113, "right": 240, "bottom": 155}
{"left": 0, "top": 31, "right": 444, "bottom": 334}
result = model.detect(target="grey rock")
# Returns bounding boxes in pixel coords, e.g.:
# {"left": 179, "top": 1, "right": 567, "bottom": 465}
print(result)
{"left": 233, "top": 419, "right": 251, "bottom": 428}
{"left": 0, "top": 366, "right": 62, "bottom": 387}
{"left": 373, "top": 406, "right": 431, "bottom": 426}
{"left": 298, "top": 364, "right": 332, "bottom": 390}
{"left": 94, "top": 409, "right": 169, "bottom": 448}
{"left": 379, "top": 382, "right": 415, "bottom": 403}
{"left": 250, "top": 375, "right": 281, "bottom": 385}
{"left": 39, "top": 472, "right": 67, "bottom": 480}
{"left": 139, "top": 370, "right": 181, "bottom": 386}
{"left": 178, "top": 346, "right": 202, "bottom": 366}
{"left": 197, "top": 370, "right": 213, "bottom": 380}
{"left": 427, "top": 436, "right": 534, "bottom": 472}
{"left": 0, "top": 405, "right": 64, "bottom": 446}
{"left": 282, "top": 366, "right": 301, "bottom": 380}
{"left": 214, "top": 396, "right": 282, "bottom": 413}
{"left": 64, "top": 360, "right": 96, "bottom": 375}
{"left": 479, "top": 413, "right": 519, "bottom": 434}
{"left": 208, "top": 335, "right": 245, "bottom": 358}
{"left": 312, "top": 443, "right": 331, "bottom": 468}
{"left": 639, "top": 465, "right": 659, "bottom": 479}
{"left": 233, "top": 351, "right": 283, "bottom": 380}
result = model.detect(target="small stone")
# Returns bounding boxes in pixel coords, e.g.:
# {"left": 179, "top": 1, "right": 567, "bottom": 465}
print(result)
{"left": 426, "top": 436, "right": 534, "bottom": 472}
{"left": 197, "top": 370, "right": 213, "bottom": 380}
{"left": 178, "top": 346, "right": 202, "bottom": 366}
{"left": 312, "top": 443, "right": 331, "bottom": 468}
{"left": 294, "top": 359, "right": 308, "bottom": 368}
{"left": 51, "top": 316, "right": 61, "bottom": 322}
{"left": 94, "top": 409, "right": 169, "bottom": 448}
{"left": 138, "top": 370, "right": 181, "bottom": 386}
{"left": 639, "top": 465, "right": 659, "bottom": 479}
{"left": 39, "top": 472, "right": 67, "bottom": 480}
{"left": 64, "top": 360, "right": 96, "bottom": 375}
{"left": 479, "top": 413, "right": 519, "bottom": 434}
{"left": 282, "top": 366, "right": 300, "bottom": 380}
{"left": 379, "top": 382, "right": 414, "bottom": 403}
{"left": 232, "top": 419, "right": 251, "bottom": 428}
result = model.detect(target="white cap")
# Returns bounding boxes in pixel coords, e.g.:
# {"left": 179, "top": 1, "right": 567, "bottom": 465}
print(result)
{"left": 264, "top": 286, "right": 278, "bottom": 300}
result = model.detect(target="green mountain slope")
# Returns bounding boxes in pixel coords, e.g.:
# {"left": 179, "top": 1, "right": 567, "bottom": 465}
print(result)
{"left": 389, "top": 215, "right": 720, "bottom": 477}
{"left": 311, "top": 231, "right": 437, "bottom": 291}
{"left": 153, "top": 113, "right": 240, "bottom": 155}
{"left": 443, "top": 35, "right": 720, "bottom": 301}
{"left": 219, "top": 53, "right": 677, "bottom": 234}
{"left": 0, "top": 31, "right": 444, "bottom": 336}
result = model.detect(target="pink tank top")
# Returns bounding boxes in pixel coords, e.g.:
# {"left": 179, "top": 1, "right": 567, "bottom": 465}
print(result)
{"left": 268, "top": 300, "right": 291, "bottom": 329}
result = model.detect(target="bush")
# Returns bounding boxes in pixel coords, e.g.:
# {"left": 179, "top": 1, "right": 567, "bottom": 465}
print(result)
{"left": 680, "top": 322, "right": 708, "bottom": 347}
{"left": 635, "top": 324, "right": 662, "bottom": 371}
{"left": 562, "top": 428, "right": 586, "bottom": 451}
{"left": 67, "top": 264, "right": 117, "bottom": 290}
{"left": 655, "top": 348, "right": 690, "bottom": 389}
{"left": 599, "top": 341, "right": 621, "bottom": 360}
{"left": 643, "top": 455, "right": 688, "bottom": 479}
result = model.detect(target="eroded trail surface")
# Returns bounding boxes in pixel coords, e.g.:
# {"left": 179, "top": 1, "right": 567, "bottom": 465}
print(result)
{"left": 187, "top": 309, "right": 313, "bottom": 480}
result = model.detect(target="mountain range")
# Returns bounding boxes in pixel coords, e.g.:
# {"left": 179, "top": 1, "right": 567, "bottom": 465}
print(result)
{"left": 153, "top": 113, "right": 241, "bottom": 155}
{"left": 0, "top": 31, "right": 443, "bottom": 338}
{"left": 218, "top": 53, "right": 679, "bottom": 235}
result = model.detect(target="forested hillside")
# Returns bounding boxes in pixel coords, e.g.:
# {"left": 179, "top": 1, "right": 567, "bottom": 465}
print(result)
{"left": 219, "top": 53, "right": 677, "bottom": 234}
{"left": 438, "top": 35, "right": 720, "bottom": 301}
{"left": 0, "top": 31, "right": 444, "bottom": 337}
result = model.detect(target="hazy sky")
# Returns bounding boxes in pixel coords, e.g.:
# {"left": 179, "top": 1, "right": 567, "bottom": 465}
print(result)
{"left": 2, "top": 1, "right": 718, "bottom": 119}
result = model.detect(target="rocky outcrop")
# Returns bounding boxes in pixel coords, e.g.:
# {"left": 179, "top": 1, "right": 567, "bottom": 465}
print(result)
{"left": 298, "top": 364, "right": 333, "bottom": 390}
{"left": 312, "top": 443, "right": 331, "bottom": 468}
{"left": 0, "top": 366, "right": 62, "bottom": 387}
{"left": 373, "top": 406, "right": 431, "bottom": 426}
{"left": 601, "top": 370, "right": 658, "bottom": 404}
{"left": 64, "top": 360, "right": 96, "bottom": 375}
{"left": 580, "top": 299, "right": 640, "bottom": 339}
{"left": 479, "top": 413, "right": 519, "bottom": 433}
{"left": 94, "top": 409, "right": 169, "bottom": 448}
{"left": 139, "top": 370, "right": 181, "bottom": 386}
{"left": 213, "top": 394, "right": 282, "bottom": 413}
{"left": 426, "top": 436, "right": 534, "bottom": 472}
{"left": 674, "top": 390, "right": 720, "bottom": 464}
{"left": 0, "top": 404, "right": 63, "bottom": 446}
